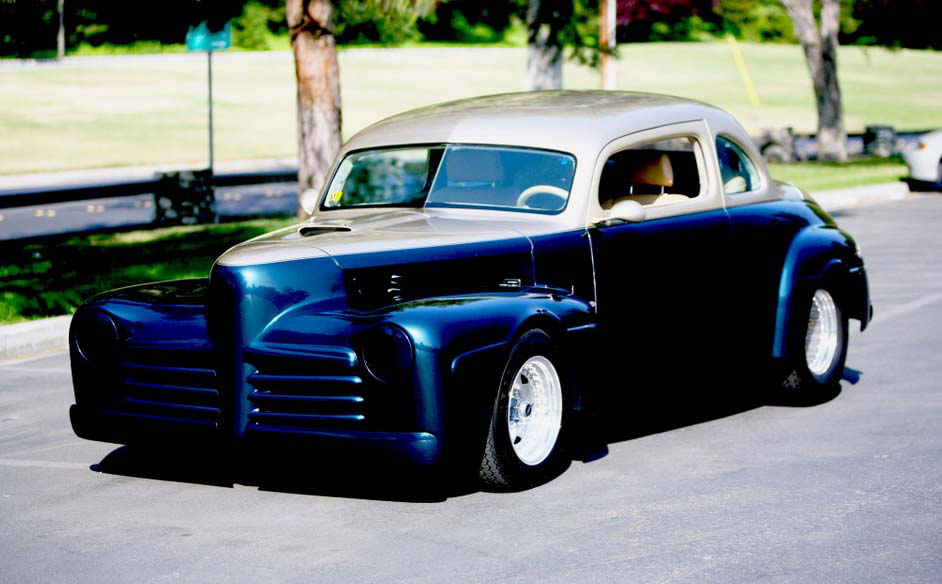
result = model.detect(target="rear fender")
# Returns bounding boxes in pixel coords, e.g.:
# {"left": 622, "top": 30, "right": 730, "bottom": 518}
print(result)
{"left": 772, "top": 226, "right": 870, "bottom": 361}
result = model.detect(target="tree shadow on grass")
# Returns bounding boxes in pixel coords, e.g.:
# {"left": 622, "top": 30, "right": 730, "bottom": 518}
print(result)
{"left": 0, "top": 219, "right": 290, "bottom": 322}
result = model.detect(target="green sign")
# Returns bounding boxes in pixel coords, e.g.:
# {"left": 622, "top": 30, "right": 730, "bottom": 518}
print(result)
{"left": 186, "top": 21, "right": 231, "bottom": 51}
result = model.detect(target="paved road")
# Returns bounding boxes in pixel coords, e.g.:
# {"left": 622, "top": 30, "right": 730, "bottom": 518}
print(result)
{"left": 0, "top": 183, "right": 298, "bottom": 240}
{"left": 1, "top": 195, "right": 941, "bottom": 583}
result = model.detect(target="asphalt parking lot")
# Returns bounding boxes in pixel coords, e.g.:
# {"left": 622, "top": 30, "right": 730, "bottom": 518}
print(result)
{"left": 1, "top": 194, "right": 941, "bottom": 583}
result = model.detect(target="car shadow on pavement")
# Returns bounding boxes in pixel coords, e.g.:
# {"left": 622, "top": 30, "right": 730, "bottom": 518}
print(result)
{"left": 592, "top": 385, "right": 767, "bottom": 453}
{"left": 91, "top": 374, "right": 852, "bottom": 501}
{"left": 92, "top": 445, "right": 237, "bottom": 489}
{"left": 92, "top": 444, "right": 473, "bottom": 503}
{"left": 589, "top": 376, "right": 847, "bottom": 458}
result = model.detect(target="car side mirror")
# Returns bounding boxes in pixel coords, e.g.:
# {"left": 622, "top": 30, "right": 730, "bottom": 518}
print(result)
{"left": 300, "top": 188, "right": 318, "bottom": 217}
{"left": 595, "top": 199, "right": 646, "bottom": 226}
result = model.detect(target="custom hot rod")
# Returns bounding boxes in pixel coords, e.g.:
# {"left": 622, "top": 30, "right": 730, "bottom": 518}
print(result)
{"left": 70, "top": 91, "right": 871, "bottom": 490}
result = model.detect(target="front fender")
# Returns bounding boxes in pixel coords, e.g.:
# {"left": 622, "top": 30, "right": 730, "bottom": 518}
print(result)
{"left": 378, "top": 292, "right": 596, "bottom": 462}
{"left": 772, "top": 225, "right": 871, "bottom": 360}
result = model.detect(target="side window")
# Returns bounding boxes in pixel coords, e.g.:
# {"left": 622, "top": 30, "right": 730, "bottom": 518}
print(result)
{"left": 716, "top": 136, "right": 761, "bottom": 194}
{"left": 325, "top": 147, "right": 431, "bottom": 208}
{"left": 598, "top": 137, "right": 702, "bottom": 209}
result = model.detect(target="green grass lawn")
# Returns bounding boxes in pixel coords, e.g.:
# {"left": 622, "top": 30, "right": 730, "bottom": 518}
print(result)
{"left": 770, "top": 156, "right": 908, "bottom": 192}
{"left": 0, "top": 43, "right": 931, "bottom": 324}
{"left": 2, "top": 43, "right": 941, "bottom": 176}
{"left": 0, "top": 218, "right": 293, "bottom": 324}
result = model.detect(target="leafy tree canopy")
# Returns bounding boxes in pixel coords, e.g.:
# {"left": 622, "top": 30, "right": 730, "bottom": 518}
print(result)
{"left": 2, "top": 0, "right": 940, "bottom": 58}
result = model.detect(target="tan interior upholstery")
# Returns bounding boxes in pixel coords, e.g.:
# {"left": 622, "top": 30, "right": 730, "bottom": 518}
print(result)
{"left": 628, "top": 153, "right": 674, "bottom": 187}
{"left": 723, "top": 176, "right": 747, "bottom": 194}
{"left": 623, "top": 193, "right": 693, "bottom": 206}
{"left": 611, "top": 153, "right": 690, "bottom": 208}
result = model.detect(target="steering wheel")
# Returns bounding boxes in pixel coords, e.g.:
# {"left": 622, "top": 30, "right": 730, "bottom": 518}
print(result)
{"left": 516, "top": 184, "right": 569, "bottom": 209}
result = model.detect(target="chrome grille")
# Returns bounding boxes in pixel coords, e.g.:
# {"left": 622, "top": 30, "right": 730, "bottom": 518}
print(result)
{"left": 244, "top": 343, "right": 368, "bottom": 430}
{"left": 109, "top": 341, "right": 221, "bottom": 425}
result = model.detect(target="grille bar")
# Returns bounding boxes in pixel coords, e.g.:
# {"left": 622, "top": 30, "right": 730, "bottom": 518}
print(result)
{"left": 244, "top": 342, "right": 368, "bottom": 431}
{"left": 109, "top": 342, "right": 221, "bottom": 424}
{"left": 245, "top": 343, "right": 357, "bottom": 368}
{"left": 247, "top": 411, "right": 365, "bottom": 422}
{"left": 124, "top": 380, "right": 219, "bottom": 397}
{"left": 247, "top": 373, "right": 362, "bottom": 389}
{"left": 123, "top": 397, "right": 221, "bottom": 415}
{"left": 123, "top": 363, "right": 216, "bottom": 378}
{"left": 248, "top": 394, "right": 364, "bottom": 405}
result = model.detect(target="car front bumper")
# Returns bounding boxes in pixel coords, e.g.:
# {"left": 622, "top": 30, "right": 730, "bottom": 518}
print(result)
{"left": 70, "top": 404, "right": 441, "bottom": 467}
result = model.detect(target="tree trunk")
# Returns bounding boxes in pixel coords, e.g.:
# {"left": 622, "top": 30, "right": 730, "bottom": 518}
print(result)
{"left": 57, "top": 0, "right": 65, "bottom": 59}
{"left": 526, "top": 0, "right": 563, "bottom": 91}
{"left": 287, "top": 0, "right": 342, "bottom": 218}
{"left": 781, "top": 0, "right": 846, "bottom": 162}
{"left": 599, "top": 0, "right": 617, "bottom": 90}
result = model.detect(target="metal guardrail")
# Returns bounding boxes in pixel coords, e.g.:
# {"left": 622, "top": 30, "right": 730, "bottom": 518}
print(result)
{"left": 0, "top": 169, "right": 296, "bottom": 209}
{"left": 0, "top": 168, "right": 300, "bottom": 241}
{"left": 756, "top": 127, "right": 929, "bottom": 163}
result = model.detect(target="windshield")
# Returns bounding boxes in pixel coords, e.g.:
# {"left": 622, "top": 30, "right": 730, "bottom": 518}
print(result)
{"left": 321, "top": 144, "right": 576, "bottom": 214}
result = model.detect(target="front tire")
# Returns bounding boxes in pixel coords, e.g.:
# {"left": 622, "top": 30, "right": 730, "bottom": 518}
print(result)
{"left": 478, "top": 329, "right": 571, "bottom": 490}
{"left": 778, "top": 287, "right": 848, "bottom": 401}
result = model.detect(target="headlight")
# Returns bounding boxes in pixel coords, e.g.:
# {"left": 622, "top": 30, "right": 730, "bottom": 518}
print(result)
{"left": 73, "top": 310, "right": 119, "bottom": 364}
{"left": 361, "top": 324, "right": 413, "bottom": 383}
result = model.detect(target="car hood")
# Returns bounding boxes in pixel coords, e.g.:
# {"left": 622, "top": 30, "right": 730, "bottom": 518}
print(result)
{"left": 215, "top": 209, "right": 534, "bottom": 269}
{"left": 213, "top": 208, "right": 540, "bottom": 319}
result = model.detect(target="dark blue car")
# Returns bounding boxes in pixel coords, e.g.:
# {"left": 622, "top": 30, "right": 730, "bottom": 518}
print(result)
{"left": 69, "top": 92, "right": 871, "bottom": 490}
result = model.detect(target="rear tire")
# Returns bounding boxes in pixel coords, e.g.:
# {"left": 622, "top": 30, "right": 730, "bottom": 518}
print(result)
{"left": 478, "top": 329, "right": 571, "bottom": 490}
{"left": 777, "top": 287, "right": 848, "bottom": 403}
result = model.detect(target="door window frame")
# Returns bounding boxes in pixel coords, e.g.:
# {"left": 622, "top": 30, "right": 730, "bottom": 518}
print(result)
{"left": 715, "top": 134, "right": 764, "bottom": 196}
{"left": 586, "top": 120, "right": 723, "bottom": 226}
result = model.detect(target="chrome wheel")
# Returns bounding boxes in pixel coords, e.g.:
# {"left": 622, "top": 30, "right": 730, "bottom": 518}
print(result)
{"left": 805, "top": 289, "right": 840, "bottom": 377}
{"left": 506, "top": 355, "right": 563, "bottom": 466}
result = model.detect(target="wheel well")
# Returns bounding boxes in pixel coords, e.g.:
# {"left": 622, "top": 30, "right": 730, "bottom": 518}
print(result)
{"left": 514, "top": 313, "right": 565, "bottom": 346}
{"left": 513, "top": 313, "right": 591, "bottom": 420}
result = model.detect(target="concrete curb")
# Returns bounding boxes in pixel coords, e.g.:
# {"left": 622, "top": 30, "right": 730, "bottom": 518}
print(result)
{"left": 0, "top": 315, "right": 71, "bottom": 363}
{"left": 0, "top": 181, "right": 916, "bottom": 363}
{"left": 812, "top": 181, "right": 911, "bottom": 212}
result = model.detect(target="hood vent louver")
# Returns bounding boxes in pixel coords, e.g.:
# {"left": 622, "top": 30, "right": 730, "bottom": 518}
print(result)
{"left": 387, "top": 274, "right": 404, "bottom": 303}
{"left": 299, "top": 225, "right": 352, "bottom": 237}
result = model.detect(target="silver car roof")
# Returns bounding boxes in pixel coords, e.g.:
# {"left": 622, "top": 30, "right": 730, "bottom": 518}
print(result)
{"left": 341, "top": 90, "right": 728, "bottom": 161}
{"left": 314, "top": 90, "right": 770, "bottom": 230}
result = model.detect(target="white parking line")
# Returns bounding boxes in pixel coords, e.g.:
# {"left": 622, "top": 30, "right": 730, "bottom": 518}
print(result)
{"left": 871, "top": 292, "right": 942, "bottom": 326}
{"left": 0, "top": 458, "right": 89, "bottom": 471}
{"left": 0, "top": 366, "right": 71, "bottom": 374}
{"left": 0, "top": 349, "right": 68, "bottom": 368}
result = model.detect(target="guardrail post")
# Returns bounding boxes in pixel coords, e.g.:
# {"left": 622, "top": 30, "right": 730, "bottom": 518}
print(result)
{"left": 153, "top": 169, "right": 217, "bottom": 226}
{"left": 864, "top": 125, "right": 897, "bottom": 158}
{"left": 757, "top": 127, "right": 797, "bottom": 163}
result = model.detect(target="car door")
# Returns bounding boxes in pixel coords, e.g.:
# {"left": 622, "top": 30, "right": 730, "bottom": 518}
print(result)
{"left": 587, "top": 122, "right": 734, "bottom": 389}
{"left": 715, "top": 134, "right": 815, "bottom": 365}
